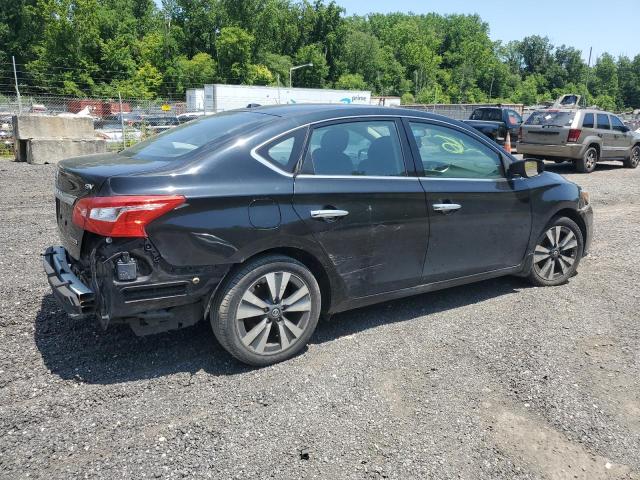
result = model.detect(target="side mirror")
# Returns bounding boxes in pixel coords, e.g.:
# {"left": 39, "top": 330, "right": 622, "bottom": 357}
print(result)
{"left": 508, "top": 159, "right": 544, "bottom": 178}
{"left": 621, "top": 126, "right": 630, "bottom": 133}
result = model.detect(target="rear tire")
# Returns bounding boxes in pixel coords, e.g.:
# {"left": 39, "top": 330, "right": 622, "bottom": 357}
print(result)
{"left": 576, "top": 146, "right": 598, "bottom": 173}
{"left": 527, "top": 217, "right": 584, "bottom": 287}
{"left": 623, "top": 145, "right": 640, "bottom": 169}
{"left": 211, "top": 254, "right": 321, "bottom": 367}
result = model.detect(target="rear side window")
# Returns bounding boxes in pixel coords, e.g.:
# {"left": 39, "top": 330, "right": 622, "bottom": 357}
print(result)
{"left": 525, "top": 110, "right": 575, "bottom": 126}
{"left": 597, "top": 114, "right": 610, "bottom": 130}
{"left": 257, "top": 128, "right": 307, "bottom": 172}
{"left": 306, "top": 120, "right": 406, "bottom": 177}
{"left": 470, "top": 109, "right": 502, "bottom": 121}
{"left": 582, "top": 113, "right": 594, "bottom": 128}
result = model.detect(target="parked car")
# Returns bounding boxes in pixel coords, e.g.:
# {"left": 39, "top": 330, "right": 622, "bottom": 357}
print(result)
{"left": 43, "top": 105, "right": 593, "bottom": 366}
{"left": 463, "top": 106, "right": 523, "bottom": 147}
{"left": 519, "top": 109, "right": 640, "bottom": 173}
{"left": 137, "top": 115, "right": 180, "bottom": 135}
{"left": 95, "top": 121, "right": 142, "bottom": 143}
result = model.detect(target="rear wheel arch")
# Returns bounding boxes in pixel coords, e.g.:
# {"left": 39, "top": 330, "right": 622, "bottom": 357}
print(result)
{"left": 205, "top": 246, "right": 336, "bottom": 319}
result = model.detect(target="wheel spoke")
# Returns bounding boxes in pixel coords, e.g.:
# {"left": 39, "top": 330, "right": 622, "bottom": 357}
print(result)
{"left": 553, "top": 226, "right": 562, "bottom": 245}
{"left": 265, "top": 273, "right": 278, "bottom": 303}
{"left": 540, "top": 258, "right": 554, "bottom": 279}
{"left": 558, "top": 230, "right": 575, "bottom": 250}
{"left": 534, "top": 245, "right": 550, "bottom": 263}
{"left": 560, "top": 238, "right": 578, "bottom": 251}
{"left": 254, "top": 322, "right": 273, "bottom": 354}
{"left": 276, "top": 272, "right": 291, "bottom": 302}
{"left": 241, "top": 318, "right": 268, "bottom": 346}
{"left": 283, "top": 285, "right": 309, "bottom": 307}
{"left": 545, "top": 229, "right": 555, "bottom": 245}
{"left": 557, "top": 257, "right": 568, "bottom": 274}
{"left": 284, "top": 298, "right": 311, "bottom": 313}
{"left": 282, "top": 316, "right": 304, "bottom": 338}
{"left": 242, "top": 290, "right": 269, "bottom": 309}
{"left": 237, "top": 302, "right": 266, "bottom": 320}
{"left": 560, "top": 254, "right": 575, "bottom": 266}
{"left": 277, "top": 322, "right": 290, "bottom": 350}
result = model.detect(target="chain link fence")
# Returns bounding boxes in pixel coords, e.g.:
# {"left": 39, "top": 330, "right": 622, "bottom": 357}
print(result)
{"left": 0, "top": 94, "right": 198, "bottom": 157}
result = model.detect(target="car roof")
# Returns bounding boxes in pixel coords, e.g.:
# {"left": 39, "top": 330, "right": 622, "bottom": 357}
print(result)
{"left": 237, "top": 103, "right": 465, "bottom": 127}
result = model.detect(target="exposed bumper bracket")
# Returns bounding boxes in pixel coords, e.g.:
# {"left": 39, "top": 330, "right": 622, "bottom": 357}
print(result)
{"left": 42, "top": 246, "right": 96, "bottom": 318}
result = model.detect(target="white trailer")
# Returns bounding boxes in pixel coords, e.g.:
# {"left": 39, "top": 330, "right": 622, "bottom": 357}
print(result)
{"left": 200, "top": 84, "right": 371, "bottom": 113}
{"left": 186, "top": 89, "right": 205, "bottom": 112}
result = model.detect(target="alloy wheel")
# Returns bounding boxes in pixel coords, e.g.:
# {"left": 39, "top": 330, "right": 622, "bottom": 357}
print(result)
{"left": 533, "top": 226, "right": 579, "bottom": 281}
{"left": 235, "top": 271, "right": 312, "bottom": 355}
{"left": 585, "top": 149, "right": 597, "bottom": 170}
{"left": 632, "top": 147, "right": 640, "bottom": 167}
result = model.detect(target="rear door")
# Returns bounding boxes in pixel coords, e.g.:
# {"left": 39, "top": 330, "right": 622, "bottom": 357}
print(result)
{"left": 596, "top": 113, "right": 615, "bottom": 158}
{"left": 292, "top": 118, "right": 428, "bottom": 297}
{"left": 405, "top": 119, "right": 532, "bottom": 283}
{"left": 521, "top": 110, "right": 576, "bottom": 145}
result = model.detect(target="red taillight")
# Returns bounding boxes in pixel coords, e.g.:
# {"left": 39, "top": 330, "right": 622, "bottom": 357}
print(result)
{"left": 567, "top": 129, "right": 582, "bottom": 143}
{"left": 72, "top": 195, "right": 186, "bottom": 238}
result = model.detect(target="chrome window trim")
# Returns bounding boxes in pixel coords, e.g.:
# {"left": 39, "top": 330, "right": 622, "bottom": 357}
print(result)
{"left": 249, "top": 113, "right": 510, "bottom": 179}
{"left": 296, "top": 174, "right": 420, "bottom": 181}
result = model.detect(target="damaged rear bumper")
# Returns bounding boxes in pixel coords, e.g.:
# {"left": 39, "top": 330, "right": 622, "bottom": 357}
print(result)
{"left": 42, "top": 246, "right": 96, "bottom": 318}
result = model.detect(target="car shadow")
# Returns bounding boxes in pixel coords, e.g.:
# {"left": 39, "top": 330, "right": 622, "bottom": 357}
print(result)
{"left": 35, "top": 276, "right": 529, "bottom": 384}
{"left": 542, "top": 160, "right": 624, "bottom": 174}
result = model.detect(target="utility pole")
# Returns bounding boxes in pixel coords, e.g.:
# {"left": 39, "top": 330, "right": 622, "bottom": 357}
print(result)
{"left": 118, "top": 92, "right": 126, "bottom": 151}
{"left": 276, "top": 74, "right": 281, "bottom": 104}
{"left": 585, "top": 46, "right": 593, "bottom": 107}
{"left": 12, "top": 56, "right": 22, "bottom": 114}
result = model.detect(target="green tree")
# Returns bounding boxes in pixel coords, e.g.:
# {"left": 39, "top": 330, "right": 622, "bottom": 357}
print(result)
{"left": 217, "top": 26, "right": 254, "bottom": 82}
{"left": 293, "top": 43, "right": 328, "bottom": 87}
{"left": 335, "top": 73, "right": 366, "bottom": 90}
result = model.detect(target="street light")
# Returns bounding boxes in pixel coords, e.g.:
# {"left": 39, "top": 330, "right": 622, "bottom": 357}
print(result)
{"left": 289, "top": 63, "right": 313, "bottom": 88}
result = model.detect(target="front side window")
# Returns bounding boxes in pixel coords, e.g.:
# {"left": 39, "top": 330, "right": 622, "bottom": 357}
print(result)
{"left": 597, "top": 114, "right": 610, "bottom": 130}
{"left": 409, "top": 122, "right": 504, "bottom": 179}
{"left": 582, "top": 113, "right": 595, "bottom": 128}
{"left": 306, "top": 120, "right": 406, "bottom": 176}
{"left": 610, "top": 116, "right": 626, "bottom": 132}
{"left": 507, "top": 110, "right": 522, "bottom": 126}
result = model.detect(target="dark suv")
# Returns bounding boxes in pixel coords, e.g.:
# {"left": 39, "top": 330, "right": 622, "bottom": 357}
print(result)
{"left": 44, "top": 105, "right": 593, "bottom": 366}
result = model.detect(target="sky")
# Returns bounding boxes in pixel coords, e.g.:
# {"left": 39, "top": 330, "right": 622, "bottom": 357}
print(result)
{"left": 336, "top": 0, "right": 639, "bottom": 62}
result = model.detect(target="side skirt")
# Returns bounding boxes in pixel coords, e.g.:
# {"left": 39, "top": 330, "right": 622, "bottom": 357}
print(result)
{"left": 331, "top": 264, "right": 525, "bottom": 314}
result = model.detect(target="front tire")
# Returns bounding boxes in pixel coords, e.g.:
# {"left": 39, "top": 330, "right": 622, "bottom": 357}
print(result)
{"left": 576, "top": 146, "right": 598, "bottom": 173}
{"left": 211, "top": 255, "right": 321, "bottom": 366}
{"left": 623, "top": 145, "right": 640, "bottom": 168}
{"left": 528, "top": 217, "right": 584, "bottom": 287}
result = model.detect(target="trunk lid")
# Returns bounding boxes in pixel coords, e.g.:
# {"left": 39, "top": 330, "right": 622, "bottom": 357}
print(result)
{"left": 55, "top": 152, "right": 177, "bottom": 259}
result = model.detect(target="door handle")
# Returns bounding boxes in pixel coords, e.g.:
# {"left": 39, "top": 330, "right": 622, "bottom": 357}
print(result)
{"left": 310, "top": 209, "right": 349, "bottom": 220}
{"left": 433, "top": 203, "right": 461, "bottom": 213}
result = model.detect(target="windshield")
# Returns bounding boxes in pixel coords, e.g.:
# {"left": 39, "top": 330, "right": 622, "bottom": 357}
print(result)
{"left": 525, "top": 110, "right": 575, "bottom": 127}
{"left": 120, "top": 111, "right": 271, "bottom": 161}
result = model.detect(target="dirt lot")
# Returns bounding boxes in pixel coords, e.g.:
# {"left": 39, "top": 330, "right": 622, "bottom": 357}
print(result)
{"left": 0, "top": 159, "right": 638, "bottom": 480}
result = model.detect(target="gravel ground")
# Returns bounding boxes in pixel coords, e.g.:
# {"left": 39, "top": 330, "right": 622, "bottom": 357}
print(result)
{"left": 0, "top": 159, "right": 639, "bottom": 480}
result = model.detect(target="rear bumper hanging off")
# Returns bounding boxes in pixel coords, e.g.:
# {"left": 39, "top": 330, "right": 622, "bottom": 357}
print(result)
{"left": 42, "top": 246, "right": 96, "bottom": 318}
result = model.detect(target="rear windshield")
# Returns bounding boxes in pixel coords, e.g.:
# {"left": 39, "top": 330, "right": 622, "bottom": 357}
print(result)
{"left": 525, "top": 110, "right": 575, "bottom": 127}
{"left": 470, "top": 109, "right": 502, "bottom": 121}
{"left": 120, "top": 111, "right": 271, "bottom": 161}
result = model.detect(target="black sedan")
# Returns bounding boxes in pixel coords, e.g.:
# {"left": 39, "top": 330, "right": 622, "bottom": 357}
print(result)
{"left": 44, "top": 104, "right": 593, "bottom": 366}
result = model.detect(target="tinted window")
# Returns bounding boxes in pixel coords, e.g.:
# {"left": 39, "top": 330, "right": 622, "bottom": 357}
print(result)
{"left": 610, "top": 115, "right": 626, "bottom": 132}
{"left": 582, "top": 113, "right": 594, "bottom": 128}
{"left": 121, "top": 111, "right": 270, "bottom": 161}
{"left": 257, "top": 128, "right": 306, "bottom": 172}
{"left": 470, "top": 109, "right": 502, "bottom": 121}
{"left": 307, "top": 121, "right": 406, "bottom": 176}
{"left": 525, "top": 110, "right": 575, "bottom": 126}
{"left": 597, "top": 114, "right": 610, "bottom": 130}
{"left": 410, "top": 122, "right": 504, "bottom": 179}
{"left": 507, "top": 110, "right": 522, "bottom": 126}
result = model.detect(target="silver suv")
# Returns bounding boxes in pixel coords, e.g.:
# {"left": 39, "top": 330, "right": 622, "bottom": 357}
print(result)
{"left": 519, "top": 109, "right": 640, "bottom": 173}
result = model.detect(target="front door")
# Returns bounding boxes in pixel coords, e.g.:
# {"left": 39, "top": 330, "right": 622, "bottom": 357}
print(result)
{"left": 596, "top": 113, "right": 616, "bottom": 159}
{"left": 610, "top": 115, "right": 634, "bottom": 158}
{"left": 405, "top": 119, "right": 532, "bottom": 283}
{"left": 292, "top": 118, "right": 428, "bottom": 298}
